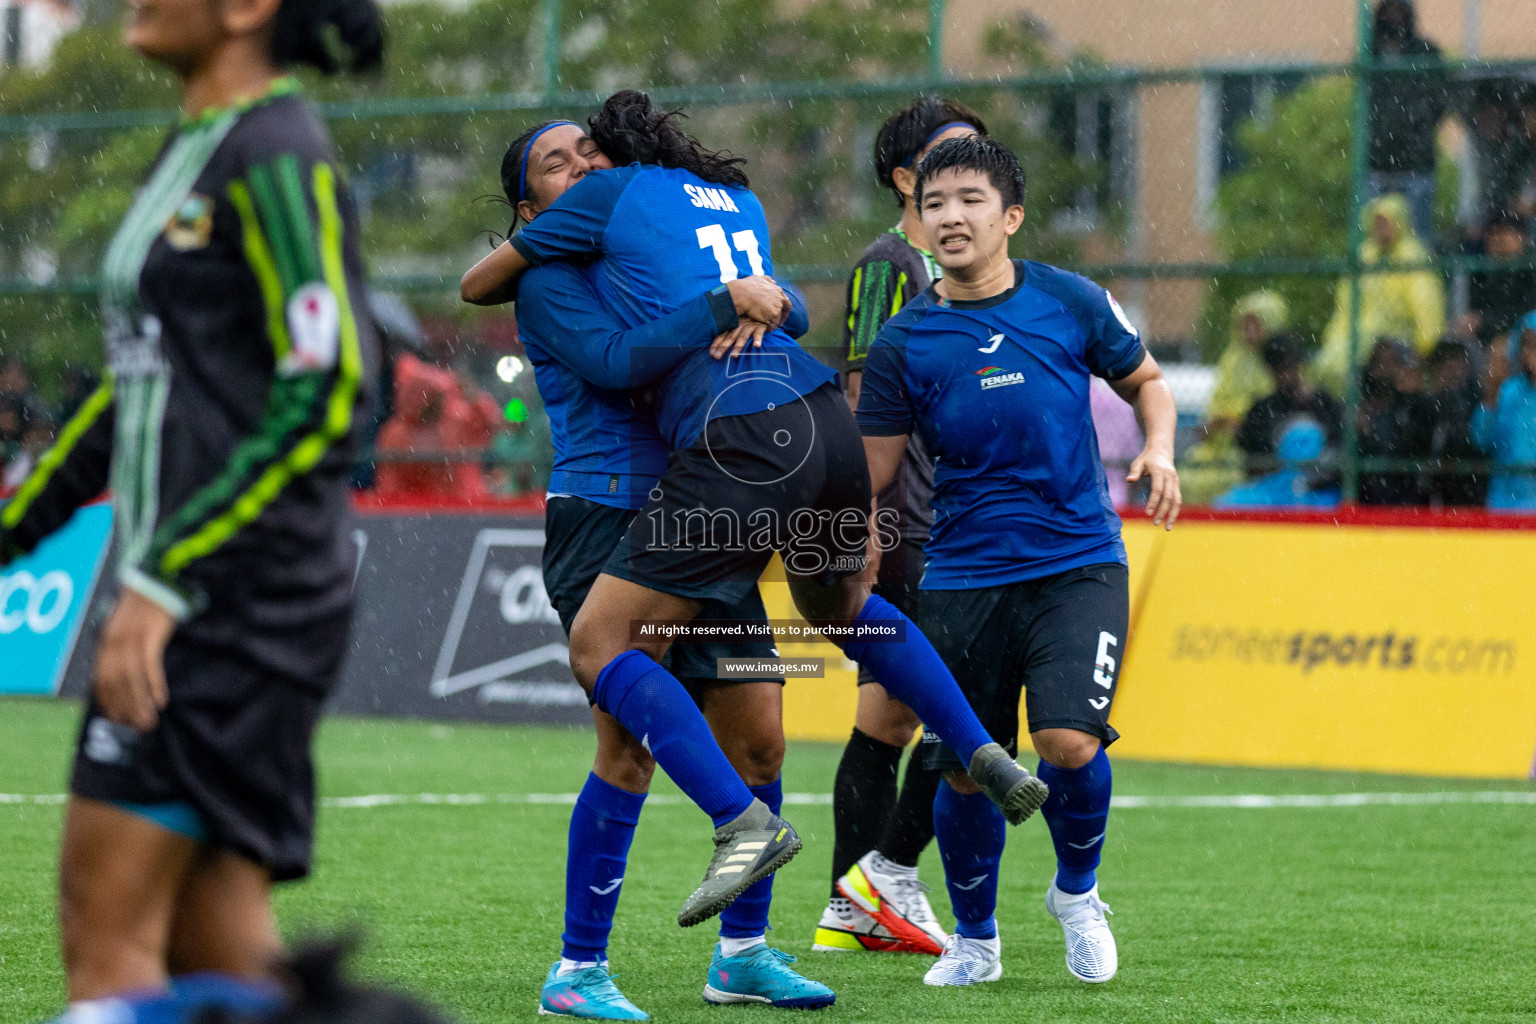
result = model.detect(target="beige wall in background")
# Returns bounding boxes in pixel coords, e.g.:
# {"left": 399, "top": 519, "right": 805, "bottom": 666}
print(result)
{"left": 938, "top": 0, "right": 1536, "bottom": 344}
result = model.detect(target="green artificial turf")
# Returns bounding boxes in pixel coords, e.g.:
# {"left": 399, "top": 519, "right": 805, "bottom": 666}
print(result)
{"left": 1, "top": 697, "right": 1533, "bottom": 1023}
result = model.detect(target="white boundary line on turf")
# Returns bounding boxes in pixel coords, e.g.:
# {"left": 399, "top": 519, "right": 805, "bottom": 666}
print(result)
{"left": 5, "top": 791, "right": 1535, "bottom": 809}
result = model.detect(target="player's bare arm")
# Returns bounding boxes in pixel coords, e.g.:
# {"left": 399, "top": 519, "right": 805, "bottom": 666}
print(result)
{"left": 460, "top": 240, "right": 528, "bottom": 305}
{"left": 1110, "top": 352, "right": 1182, "bottom": 530}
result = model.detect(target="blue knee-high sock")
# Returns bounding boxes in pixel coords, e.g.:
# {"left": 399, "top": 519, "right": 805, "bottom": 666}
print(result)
{"left": 933, "top": 780, "right": 1007, "bottom": 940}
{"left": 1038, "top": 746, "right": 1113, "bottom": 895}
{"left": 561, "top": 773, "right": 647, "bottom": 962}
{"left": 592, "top": 651, "right": 755, "bottom": 828}
{"left": 842, "top": 594, "right": 993, "bottom": 765}
{"left": 718, "top": 778, "right": 782, "bottom": 939}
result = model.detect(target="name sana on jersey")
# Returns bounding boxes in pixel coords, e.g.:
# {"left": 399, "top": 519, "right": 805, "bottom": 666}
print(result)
{"left": 682, "top": 183, "right": 742, "bottom": 213}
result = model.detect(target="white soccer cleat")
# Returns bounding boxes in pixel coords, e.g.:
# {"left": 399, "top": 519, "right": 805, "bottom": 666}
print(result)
{"left": 1045, "top": 881, "right": 1118, "bottom": 983}
{"left": 922, "top": 934, "right": 1003, "bottom": 986}
{"left": 836, "top": 851, "right": 949, "bottom": 955}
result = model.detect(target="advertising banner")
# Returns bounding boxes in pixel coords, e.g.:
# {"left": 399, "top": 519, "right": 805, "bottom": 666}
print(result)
{"left": 40, "top": 505, "right": 1536, "bottom": 778}
{"left": 331, "top": 513, "right": 588, "bottom": 724}
{"left": 0, "top": 504, "right": 112, "bottom": 696}
{"left": 1111, "top": 521, "right": 1536, "bottom": 779}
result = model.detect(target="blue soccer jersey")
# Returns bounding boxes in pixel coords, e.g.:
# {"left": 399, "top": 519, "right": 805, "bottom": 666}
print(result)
{"left": 510, "top": 164, "right": 835, "bottom": 450}
{"left": 515, "top": 260, "right": 810, "bottom": 509}
{"left": 857, "top": 259, "right": 1148, "bottom": 589}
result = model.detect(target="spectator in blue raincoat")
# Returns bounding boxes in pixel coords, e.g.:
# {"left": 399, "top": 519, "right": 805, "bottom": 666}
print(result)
{"left": 1474, "top": 319, "right": 1536, "bottom": 510}
{"left": 1215, "top": 419, "right": 1342, "bottom": 510}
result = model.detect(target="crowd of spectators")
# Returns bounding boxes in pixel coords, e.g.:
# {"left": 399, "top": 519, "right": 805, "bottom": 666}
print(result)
{"left": 1196, "top": 285, "right": 1536, "bottom": 512}
{"left": 1185, "top": 1, "right": 1536, "bottom": 513}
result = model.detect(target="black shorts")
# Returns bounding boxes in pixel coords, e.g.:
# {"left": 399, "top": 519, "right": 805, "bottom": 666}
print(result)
{"left": 856, "top": 537, "right": 925, "bottom": 685}
{"left": 544, "top": 495, "right": 781, "bottom": 686}
{"left": 602, "top": 382, "right": 870, "bottom": 606}
{"left": 915, "top": 563, "right": 1128, "bottom": 772}
{"left": 69, "top": 613, "right": 349, "bottom": 882}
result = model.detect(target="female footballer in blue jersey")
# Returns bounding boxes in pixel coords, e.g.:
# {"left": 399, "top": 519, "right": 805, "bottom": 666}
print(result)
{"left": 857, "top": 135, "right": 1181, "bottom": 987}
{"left": 463, "top": 91, "right": 1049, "bottom": 939}
{"left": 498, "top": 119, "right": 835, "bottom": 1015}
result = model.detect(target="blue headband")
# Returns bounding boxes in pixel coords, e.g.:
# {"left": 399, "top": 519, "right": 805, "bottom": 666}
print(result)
{"left": 900, "top": 121, "right": 977, "bottom": 168}
{"left": 519, "top": 121, "right": 579, "bottom": 203}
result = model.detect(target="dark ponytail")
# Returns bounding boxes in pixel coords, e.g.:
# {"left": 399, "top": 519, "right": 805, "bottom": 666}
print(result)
{"left": 587, "top": 89, "right": 748, "bottom": 190}
{"left": 873, "top": 96, "right": 988, "bottom": 207}
{"left": 271, "top": 0, "right": 385, "bottom": 76}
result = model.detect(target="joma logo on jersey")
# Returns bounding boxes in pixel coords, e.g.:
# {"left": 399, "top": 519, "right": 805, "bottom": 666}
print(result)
{"left": 683, "top": 184, "right": 741, "bottom": 213}
{"left": 978, "top": 368, "right": 1025, "bottom": 390}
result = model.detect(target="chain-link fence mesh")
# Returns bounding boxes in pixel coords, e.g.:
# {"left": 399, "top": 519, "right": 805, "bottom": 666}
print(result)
{"left": 2, "top": 0, "right": 1535, "bottom": 509}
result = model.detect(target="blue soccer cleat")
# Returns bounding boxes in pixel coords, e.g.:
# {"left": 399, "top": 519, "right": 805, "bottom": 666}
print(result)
{"left": 702, "top": 943, "right": 836, "bottom": 1009}
{"left": 539, "top": 962, "right": 650, "bottom": 1020}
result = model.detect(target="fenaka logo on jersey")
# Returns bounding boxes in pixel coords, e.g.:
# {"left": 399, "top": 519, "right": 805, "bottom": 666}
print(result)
{"left": 163, "top": 193, "right": 214, "bottom": 251}
{"left": 683, "top": 183, "right": 741, "bottom": 213}
{"left": 975, "top": 365, "right": 1025, "bottom": 390}
{"left": 280, "top": 282, "right": 341, "bottom": 376}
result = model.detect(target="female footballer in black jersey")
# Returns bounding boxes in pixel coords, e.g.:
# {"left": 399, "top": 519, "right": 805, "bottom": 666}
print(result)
{"left": 0, "top": 0, "right": 382, "bottom": 1010}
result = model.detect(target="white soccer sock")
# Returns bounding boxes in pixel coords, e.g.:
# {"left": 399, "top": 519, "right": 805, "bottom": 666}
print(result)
{"left": 557, "top": 958, "right": 606, "bottom": 977}
{"left": 61, "top": 998, "right": 129, "bottom": 1022}
{"left": 870, "top": 851, "right": 918, "bottom": 879}
{"left": 719, "top": 935, "right": 767, "bottom": 957}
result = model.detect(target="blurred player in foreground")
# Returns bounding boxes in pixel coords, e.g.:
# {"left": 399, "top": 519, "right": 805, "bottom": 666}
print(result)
{"left": 817, "top": 95, "right": 984, "bottom": 959}
{"left": 1, "top": 0, "right": 382, "bottom": 1014}
{"left": 495, "top": 119, "right": 833, "bottom": 1015}
{"left": 857, "top": 135, "right": 1180, "bottom": 986}
{"left": 47, "top": 939, "right": 460, "bottom": 1024}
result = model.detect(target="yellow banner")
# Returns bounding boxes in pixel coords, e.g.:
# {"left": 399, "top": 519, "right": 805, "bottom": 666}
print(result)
{"left": 771, "top": 522, "right": 1536, "bottom": 778}
{"left": 1112, "top": 522, "right": 1536, "bottom": 779}
{"left": 757, "top": 556, "right": 861, "bottom": 742}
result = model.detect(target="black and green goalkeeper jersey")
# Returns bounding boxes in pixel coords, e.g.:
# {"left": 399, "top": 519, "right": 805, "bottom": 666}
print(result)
{"left": 0, "top": 79, "right": 378, "bottom": 680}
{"left": 842, "top": 227, "right": 935, "bottom": 545}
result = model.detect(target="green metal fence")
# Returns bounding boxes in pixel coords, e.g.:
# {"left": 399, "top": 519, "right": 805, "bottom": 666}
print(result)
{"left": 2, "top": 0, "right": 1534, "bottom": 504}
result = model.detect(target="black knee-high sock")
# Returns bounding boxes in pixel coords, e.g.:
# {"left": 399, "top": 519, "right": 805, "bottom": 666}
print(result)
{"left": 877, "top": 756, "right": 941, "bottom": 868}
{"left": 830, "top": 727, "right": 902, "bottom": 898}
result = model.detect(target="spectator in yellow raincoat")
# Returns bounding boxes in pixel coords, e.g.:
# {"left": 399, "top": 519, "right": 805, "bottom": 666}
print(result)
{"left": 1181, "top": 290, "right": 1290, "bottom": 504}
{"left": 1315, "top": 193, "right": 1445, "bottom": 394}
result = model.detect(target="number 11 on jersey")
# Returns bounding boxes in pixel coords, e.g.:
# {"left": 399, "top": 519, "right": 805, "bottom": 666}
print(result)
{"left": 697, "top": 223, "right": 765, "bottom": 283}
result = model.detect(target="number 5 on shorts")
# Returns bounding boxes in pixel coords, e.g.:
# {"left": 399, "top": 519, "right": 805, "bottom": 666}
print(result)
{"left": 1093, "top": 631, "right": 1118, "bottom": 689}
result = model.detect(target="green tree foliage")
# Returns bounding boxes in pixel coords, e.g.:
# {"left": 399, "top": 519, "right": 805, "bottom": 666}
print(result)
{"left": 1202, "top": 75, "right": 1458, "bottom": 360}
{"left": 1203, "top": 76, "right": 1354, "bottom": 359}
{"left": 2, "top": 1, "right": 1092, "bottom": 379}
